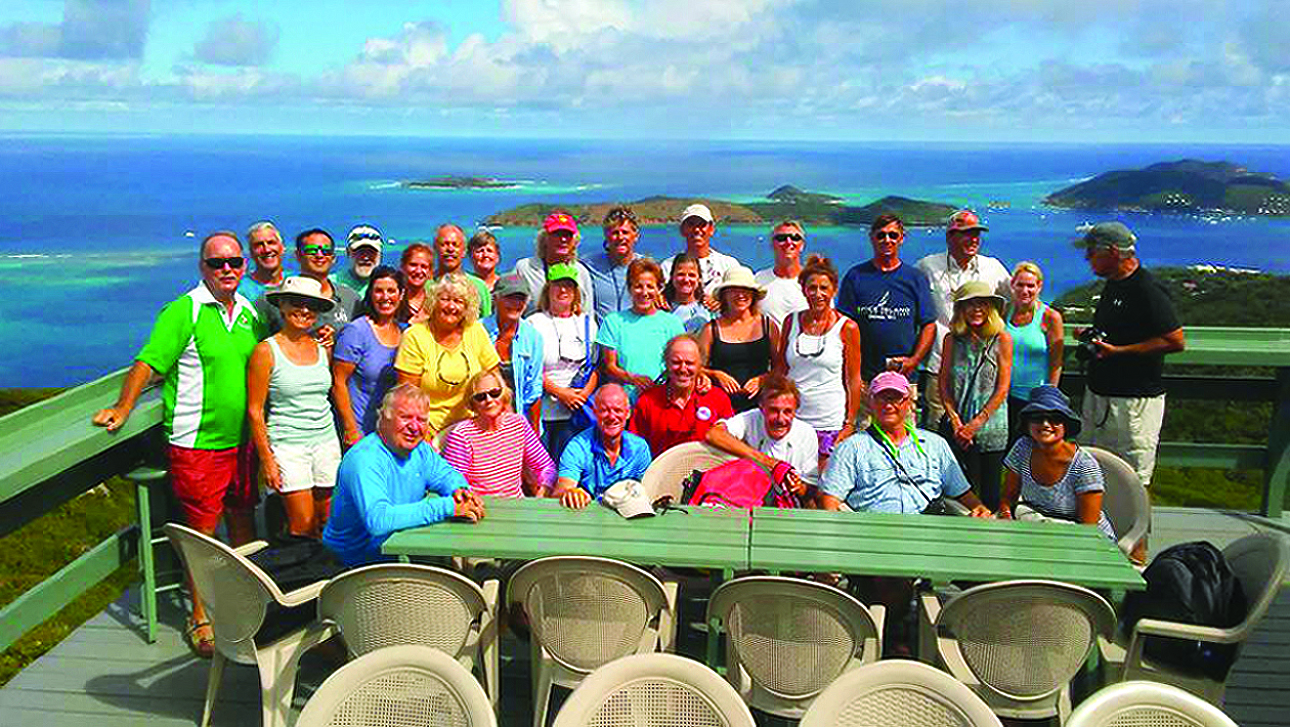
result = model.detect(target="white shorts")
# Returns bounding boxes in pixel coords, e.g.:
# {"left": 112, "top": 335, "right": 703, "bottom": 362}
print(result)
{"left": 1082, "top": 391, "right": 1166, "bottom": 488}
{"left": 272, "top": 437, "right": 341, "bottom": 493}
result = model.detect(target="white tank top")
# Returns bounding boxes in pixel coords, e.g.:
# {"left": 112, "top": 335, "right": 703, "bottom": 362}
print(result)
{"left": 784, "top": 312, "right": 847, "bottom": 430}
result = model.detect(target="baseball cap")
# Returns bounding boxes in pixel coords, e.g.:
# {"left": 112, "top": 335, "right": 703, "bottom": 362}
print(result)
{"left": 546, "top": 262, "right": 580, "bottom": 284}
{"left": 869, "top": 371, "right": 911, "bottom": 397}
{"left": 601, "top": 479, "right": 655, "bottom": 519}
{"left": 493, "top": 272, "right": 529, "bottom": 299}
{"left": 346, "top": 224, "right": 383, "bottom": 253}
{"left": 946, "top": 209, "right": 988, "bottom": 233}
{"left": 543, "top": 211, "right": 579, "bottom": 235}
{"left": 1074, "top": 221, "right": 1136, "bottom": 252}
{"left": 681, "top": 203, "right": 714, "bottom": 224}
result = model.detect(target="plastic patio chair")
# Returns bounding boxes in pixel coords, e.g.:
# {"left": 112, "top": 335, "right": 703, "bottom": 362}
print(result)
{"left": 799, "top": 659, "right": 1002, "bottom": 727}
{"left": 1066, "top": 681, "right": 1238, "bottom": 727}
{"left": 639, "top": 441, "right": 738, "bottom": 503}
{"left": 507, "top": 556, "right": 679, "bottom": 727}
{"left": 162, "top": 523, "right": 335, "bottom": 727}
{"left": 919, "top": 579, "right": 1116, "bottom": 722}
{"left": 707, "top": 575, "right": 885, "bottom": 719}
{"left": 552, "top": 653, "right": 755, "bottom": 727}
{"left": 1085, "top": 446, "right": 1151, "bottom": 559}
{"left": 295, "top": 644, "right": 498, "bottom": 727}
{"left": 316, "top": 563, "right": 501, "bottom": 708}
{"left": 1100, "top": 531, "right": 1290, "bottom": 704}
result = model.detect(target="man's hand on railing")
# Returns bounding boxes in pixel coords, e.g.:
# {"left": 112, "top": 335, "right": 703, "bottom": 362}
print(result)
{"left": 90, "top": 361, "right": 156, "bottom": 432}
{"left": 92, "top": 406, "right": 131, "bottom": 432}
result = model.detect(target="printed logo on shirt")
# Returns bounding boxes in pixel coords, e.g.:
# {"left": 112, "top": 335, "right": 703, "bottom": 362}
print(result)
{"left": 856, "top": 291, "right": 913, "bottom": 322}
{"left": 696, "top": 406, "right": 713, "bottom": 421}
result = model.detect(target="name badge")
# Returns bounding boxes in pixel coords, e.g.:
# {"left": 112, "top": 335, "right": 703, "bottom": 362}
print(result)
{"left": 696, "top": 406, "right": 712, "bottom": 421}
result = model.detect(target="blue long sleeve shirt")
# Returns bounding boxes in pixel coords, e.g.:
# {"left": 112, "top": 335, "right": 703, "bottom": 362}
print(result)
{"left": 323, "top": 433, "right": 468, "bottom": 566}
{"left": 483, "top": 314, "right": 546, "bottom": 417}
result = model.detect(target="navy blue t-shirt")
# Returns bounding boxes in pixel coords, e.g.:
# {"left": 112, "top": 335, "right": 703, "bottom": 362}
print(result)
{"left": 836, "top": 261, "right": 936, "bottom": 381}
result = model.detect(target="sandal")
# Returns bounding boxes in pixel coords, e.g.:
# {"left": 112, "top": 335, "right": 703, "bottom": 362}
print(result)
{"left": 184, "top": 618, "right": 215, "bottom": 659}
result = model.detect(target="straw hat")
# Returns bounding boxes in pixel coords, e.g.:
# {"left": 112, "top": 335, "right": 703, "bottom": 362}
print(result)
{"left": 265, "top": 276, "right": 336, "bottom": 311}
{"left": 951, "top": 280, "right": 1006, "bottom": 311}
{"left": 710, "top": 266, "right": 766, "bottom": 299}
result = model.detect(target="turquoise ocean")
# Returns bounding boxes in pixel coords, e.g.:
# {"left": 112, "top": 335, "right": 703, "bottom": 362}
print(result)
{"left": 2, "top": 134, "right": 1288, "bottom": 387}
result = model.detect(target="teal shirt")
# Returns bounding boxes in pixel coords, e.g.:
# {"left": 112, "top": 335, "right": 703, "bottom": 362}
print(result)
{"left": 595, "top": 309, "right": 684, "bottom": 400}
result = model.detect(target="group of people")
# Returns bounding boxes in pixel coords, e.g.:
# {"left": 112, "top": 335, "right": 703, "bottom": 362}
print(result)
{"left": 91, "top": 201, "right": 1184, "bottom": 655}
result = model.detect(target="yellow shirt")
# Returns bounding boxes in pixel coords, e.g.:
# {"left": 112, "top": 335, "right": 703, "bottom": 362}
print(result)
{"left": 394, "top": 321, "right": 500, "bottom": 436}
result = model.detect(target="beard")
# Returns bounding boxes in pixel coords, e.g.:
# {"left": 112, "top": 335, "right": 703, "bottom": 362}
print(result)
{"left": 353, "top": 260, "right": 379, "bottom": 279}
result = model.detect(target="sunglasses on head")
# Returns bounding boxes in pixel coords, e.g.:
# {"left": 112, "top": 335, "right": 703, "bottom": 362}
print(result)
{"left": 471, "top": 388, "right": 503, "bottom": 403}
{"left": 773, "top": 233, "right": 803, "bottom": 243}
{"left": 300, "top": 244, "right": 335, "bottom": 257}
{"left": 204, "top": 256, "right": 244, "bottom": 270}
{"left": 874, "top": 230, "right": 902, "bottom": 241}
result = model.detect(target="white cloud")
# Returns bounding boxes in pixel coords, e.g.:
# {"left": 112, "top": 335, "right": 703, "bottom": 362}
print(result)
{"left": 192, "top": 14, "right": 279, "bottom": 67}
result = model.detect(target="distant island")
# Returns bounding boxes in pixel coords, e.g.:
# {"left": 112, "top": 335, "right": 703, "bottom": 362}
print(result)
{"left": 404, "top": 176, "right": 520, "bottom": 190}
{"left": 1044, "top": 160, "right": 1290, "bottom": 216}
{"left": 484, "top": 185, "right": 958, "bottom": 227}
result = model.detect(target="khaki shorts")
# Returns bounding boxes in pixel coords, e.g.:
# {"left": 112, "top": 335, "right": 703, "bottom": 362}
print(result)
{"left": 1082, "top": 391, "right": 1166, "bottom": 488}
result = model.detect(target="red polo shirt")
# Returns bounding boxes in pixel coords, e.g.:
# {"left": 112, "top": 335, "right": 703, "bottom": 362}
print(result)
{"left": 630, "top": 383, "right": 734, "bottom": 457}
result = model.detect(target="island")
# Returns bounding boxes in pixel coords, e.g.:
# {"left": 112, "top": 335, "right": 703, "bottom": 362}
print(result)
{"left": 1054, "top": 265, "right": 1289, "bottom": 327}
{"left": 1044, "top": 160, "right": 1290, "bottom": 216}
{"left": 403, "top": 176, "right": 520, "bottom": 190}
{"left": 483, "top": 186, "right": 958, "bottom": 227}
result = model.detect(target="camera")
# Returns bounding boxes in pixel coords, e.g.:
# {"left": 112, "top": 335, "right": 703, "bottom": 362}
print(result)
{"left": 1075, "top": 327, "right": 1106, "bottom": 364}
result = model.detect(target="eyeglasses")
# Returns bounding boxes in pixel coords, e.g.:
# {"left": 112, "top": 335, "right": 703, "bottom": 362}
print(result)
{"left": 300, "top": 245, "right": 335, "bottom": 257}
{"left": 435, "top": 349, "right": 473, "bottom": 387}
{"left": 471, "top": 388, "right": 504, "bottom": 403}
{"left": 773, "top": 233, "right": 803, "bottom": 243}
{"left": 873, "top": 230, "right": 902, "bottom": 241}
{"left": 203, "top": 257, "right": 244, "bottom": 270}
{"left": 794, "top": 333, "right": 827, "bottom": 358}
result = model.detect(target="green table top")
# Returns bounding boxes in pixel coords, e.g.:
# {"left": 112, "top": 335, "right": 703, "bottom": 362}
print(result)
{"left": 750, "top": 508, "right": 1146, "bottom": 591}
{"left": 382, "top": 496, "right": 751, "bottom": 569}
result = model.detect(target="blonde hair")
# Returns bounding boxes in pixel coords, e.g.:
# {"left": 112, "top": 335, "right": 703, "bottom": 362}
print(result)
{"left": 951, "top": 299, "right": 1005, "bottom": 338}
{"left": 379, "top": 383, "right": 432, "bottom": 421}
{"left": 465, "top": 369, "right": 513, "bottom": 413}
{"left": 429, "top": 272, "right": 481, "bottom": 329}
{"left": 538, "top": 278, "right": 584, "bottom": 315}
{"left": 1012, "top": 260, "right": 1044, "bottom": 285}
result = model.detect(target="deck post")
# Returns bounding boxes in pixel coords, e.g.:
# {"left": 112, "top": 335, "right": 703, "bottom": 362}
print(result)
{"left": 1262, "top": 366, "right": 1290, "bottom": 519}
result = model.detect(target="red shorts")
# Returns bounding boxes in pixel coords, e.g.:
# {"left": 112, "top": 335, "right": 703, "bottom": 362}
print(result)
{"left": 167, "top": 443, "right": 260, "bottom": 532}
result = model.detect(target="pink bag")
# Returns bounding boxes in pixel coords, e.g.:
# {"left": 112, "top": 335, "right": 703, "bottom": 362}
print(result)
{"left": 681, "top": 459, "right": 801, "bottom": 510}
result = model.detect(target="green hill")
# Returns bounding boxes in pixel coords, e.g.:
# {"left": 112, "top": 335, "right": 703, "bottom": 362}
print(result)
{"left": 1053, "top": 265, "right": 1290, "bottom": 327}
{"left": 1044, "top": 160, "right": 1290, "bottom": 216}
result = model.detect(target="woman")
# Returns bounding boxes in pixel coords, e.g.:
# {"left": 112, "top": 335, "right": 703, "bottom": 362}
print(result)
{"left": 483, "top": 271, "right": 544, "bottom": 432}
{"left": 468, "top": 229, "right": 502, "bottom": 292}
{"left": 698, "top": 265, "right": 781, "bottom": 413}
{"left": 999, "top": 384, "right": 1115, "bottom": 541}
{"left": 663, "top": 253, "right": 711, "bottom": 334}
{"left": 399, "top": 242, "right": 435, "bottom": 324}
{"left": 247, "top": 276, "right": 340, "bottom": 538}
{"left": 441, "top": 370, "right": 556, "bottom": 498}
{"left": 394, "top": 272, "right": 501, "bottom": 437}
{"left": 1006, "top": 261, "right": 1064, "bottom": 446}
{"left": 597, "top": 257, "right": 684, "bottom": 401}
{"left": 528, "top": 265, "right": 599, "bottom": 458}
{"left": 938, "top": 280, "right": 1013, "bottom": 509}
{"left": 774, "top": 255, "right": 864, "bottom": 466}
{"left": 333, "top": 266, "right": 406, "bottom": 448}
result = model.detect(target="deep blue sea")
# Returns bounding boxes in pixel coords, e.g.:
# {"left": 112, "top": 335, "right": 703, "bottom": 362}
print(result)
{"left": 2, "top": 134, "right": 1288, "bottom": 387}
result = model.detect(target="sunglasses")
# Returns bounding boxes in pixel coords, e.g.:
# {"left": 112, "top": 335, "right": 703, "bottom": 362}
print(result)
{"left": 873, "top": 230, "right": 902, "bottom": 241}
{"left": 471, "top": 388, "right": 504, "bottom": 403}
{"left": 1027, "top": 413, "right": 1067, "bottom": 426}
{"left": 282, "top": 297, "right": 326, "bottom": 312}
{"left": 204, "top": 256, "right": 244, "bottom": 270}
{"left": 300, "top": 244, "right": 335, "bottom": 257}
{"left": 773, "top": 233, "right": 803, "bottom": 243}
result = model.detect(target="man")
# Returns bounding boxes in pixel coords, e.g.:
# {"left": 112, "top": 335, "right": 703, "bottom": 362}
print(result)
{"left": 705, "top": 373, "right": 820, "bottom": 498}
{"left": 1079, "top": 222, "right": 1184, "bottom": 559}
{"left": 630, "top": 334, "right": 733, "bottom": 457}
{"left": 661, "top": 203, "right": 739, "bottom": 308}
{"left": 837, "top": 213, "right": 938, "bottom": 381}
{"left": 434, "top": 223, "right": 492, "bottom": 317}
{"left": 754, "top": 219, "right": 809, "bottom": 326}
{"left": 323, "top": 383, "right": 484, "bottom": 567}
{"left": 916, "top": 210, "right": 1011, "bottom": 425}
{"left": 483, "top": 272, "right": 545, "bottom": 430}
{"left": 553, "top": 384, "right": 653, "bottom": 509}
{"left": 583, "top": 206, "right": 640, "bottom": 321}
{"left": 513, "top": 211, "right": 596, "bottom": 314}
{"left": 237, "top": 221, "right": 287, "bottom": 301}
{"left": 92, "top": 231, "right": 265, "bottom": 657}
{"left": 257, "top": 228, "right": 362, "bottom": 345}
{"left": 335, "top": 224, "right": 383, "bottom": 297}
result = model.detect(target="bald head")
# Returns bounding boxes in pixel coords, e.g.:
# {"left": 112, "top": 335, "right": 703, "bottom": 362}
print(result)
{"left": 593, "top": 384, "right": 630, "bottom": 440}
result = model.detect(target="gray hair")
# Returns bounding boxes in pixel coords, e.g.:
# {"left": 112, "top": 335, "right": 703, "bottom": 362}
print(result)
{"left": 535, "top": 228, "right": 582, "bottom": 260}
{"left": 379, "top": 383, "right": 432, "bottom": 421}
{"left": 428, "top": 272, "right": 481, "bottom": 328}
{"left": 246, "top": 220, "right": 281, "bottom": 243}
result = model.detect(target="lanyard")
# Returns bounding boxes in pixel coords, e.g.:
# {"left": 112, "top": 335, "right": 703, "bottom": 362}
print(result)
{"left": 867, "top": 424, "right": 933, "bottom": 511}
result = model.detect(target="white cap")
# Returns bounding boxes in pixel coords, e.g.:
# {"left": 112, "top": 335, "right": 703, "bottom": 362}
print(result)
{"left": 601, "top": 479, "right": 655, "bottom": 519}
{"left": 346, "top": 224, "right": 383, "bottom": 253}
{"left": 680, "top": 203, "right": 714, "bottom": 224}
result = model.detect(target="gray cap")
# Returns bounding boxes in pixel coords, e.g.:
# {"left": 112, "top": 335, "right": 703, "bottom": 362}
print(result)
{"left": 1075, "top": 222, "right": 1136, "bottom": 252}
{"left": 493, "top": 272, "right": 529, "bottom": 299}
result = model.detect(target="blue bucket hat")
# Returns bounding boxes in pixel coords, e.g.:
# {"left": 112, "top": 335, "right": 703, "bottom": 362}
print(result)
{"left": 1020, "top": 384, "right": 1082, "bottom": 438}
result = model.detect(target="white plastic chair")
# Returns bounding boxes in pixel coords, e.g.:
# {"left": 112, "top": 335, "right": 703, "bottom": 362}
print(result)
{"left": 1066, "top": 681, "right": 1238, "bottom": 727}
{"left": 552, "top": 653, "right": 755, "bottom": 727}
{"left": 707, "top": 576, "right": 885, "bottom": 719}
{"left": 1085, "top": 446, "right": 1151, "bottom": 559}
{"left": 295, "top": 644, "right": 498, "bottom": 727}
{"left": 919, "top": 579, "right": 1116, "bottom": 722}
{"left": 639, "top": 441, "right": 738, "bottom": 503}
{"left": 507, "top": 556, "right": 679, "bottom": 727}
{"left": 163, "top": 523, "right": 335, "bottom": 727}
{"left": 1100, "top": 531, "right": 1289, "bottom": 704}
{"left": 799, "top": 659, "right": 1003, "bottom": 727}
{"left": 316, "top": 563, "right": 500, "bottom": 708}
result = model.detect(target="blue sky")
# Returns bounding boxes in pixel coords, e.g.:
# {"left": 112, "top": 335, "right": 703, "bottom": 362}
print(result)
{"left": 1, "top": 0, "right": 1287, "bottom": 142}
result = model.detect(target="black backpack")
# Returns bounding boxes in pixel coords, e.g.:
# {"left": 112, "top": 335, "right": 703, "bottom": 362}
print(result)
{"left": 1121, "top": 541, "right": 1248, "bottom": 680}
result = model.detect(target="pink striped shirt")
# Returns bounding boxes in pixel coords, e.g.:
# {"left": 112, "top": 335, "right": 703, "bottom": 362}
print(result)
{"left": 441, "top": 412, "right": 556, "bottom": 498}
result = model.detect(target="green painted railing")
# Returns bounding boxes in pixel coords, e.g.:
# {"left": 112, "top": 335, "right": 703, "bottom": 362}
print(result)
{"left": 0, "top": 325, "right": 1286, "bottom": 654}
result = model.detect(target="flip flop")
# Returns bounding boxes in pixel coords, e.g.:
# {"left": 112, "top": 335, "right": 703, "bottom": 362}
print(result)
{"left": 184, "top": 618, "right": 215, "bottom": 659}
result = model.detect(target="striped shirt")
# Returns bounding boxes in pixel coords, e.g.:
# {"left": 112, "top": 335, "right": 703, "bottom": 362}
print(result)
{"left": 441, "top": 412, "right": 556, "bottom": 498}
{"left": 1003, "top": 438, "right": 1116, "bottom": 540}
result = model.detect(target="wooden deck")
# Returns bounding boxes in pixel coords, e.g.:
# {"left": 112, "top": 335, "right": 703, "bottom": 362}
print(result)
{"left": 0, "top": 506, "right": 1285, "bottom": 727}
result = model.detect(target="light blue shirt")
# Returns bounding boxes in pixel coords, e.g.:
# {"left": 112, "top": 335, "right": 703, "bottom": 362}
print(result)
{"left": 483, "top": 315, "right": 545, "bottom": 417}
{"left": 822, "top": 427, "right": 970, "bottom": 514}
{"left": 557, "top": 428, "right": 653, "bottom": 498}
{"left": 584, "top": 250, "right": 633, "bottom": 322}
{"left": 323, "top": 433, "right": 468, "bottom": 566}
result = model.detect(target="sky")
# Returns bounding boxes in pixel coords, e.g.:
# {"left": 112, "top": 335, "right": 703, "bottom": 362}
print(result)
{"left": 0, "top": 0, "right": 1288, "bottom": 143}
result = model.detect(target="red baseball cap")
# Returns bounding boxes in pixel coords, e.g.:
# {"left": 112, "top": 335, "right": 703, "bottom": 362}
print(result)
{"left": 543, "top": 211, "right": 579, "bottom": 235}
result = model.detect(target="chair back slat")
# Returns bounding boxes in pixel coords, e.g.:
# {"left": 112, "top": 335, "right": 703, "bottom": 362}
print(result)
{"left": 163, "top": 524, "right": 273, "bottom": 660}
